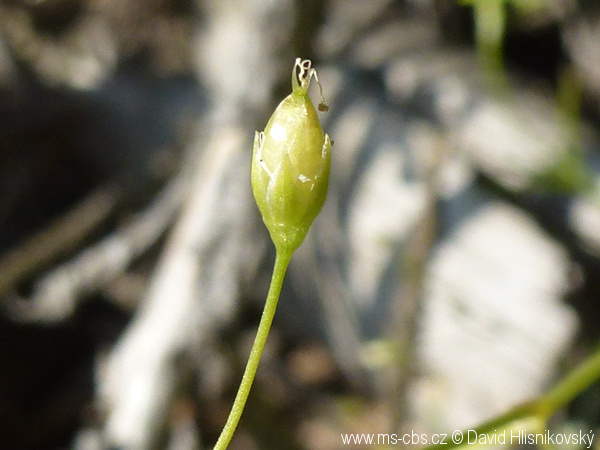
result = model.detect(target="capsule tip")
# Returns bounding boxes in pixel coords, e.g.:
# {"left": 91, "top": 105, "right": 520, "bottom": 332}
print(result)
{"left": 292, "top": 58, "right": 329, "bottom": 113}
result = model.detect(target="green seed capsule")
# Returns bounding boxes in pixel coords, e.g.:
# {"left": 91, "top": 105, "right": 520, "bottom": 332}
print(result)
{"left": 252, "top": 58, "right": 332, "bottom": 253}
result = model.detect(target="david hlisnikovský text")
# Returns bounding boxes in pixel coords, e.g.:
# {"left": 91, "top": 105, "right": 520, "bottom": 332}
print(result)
{"left": 467, "top": 429, "right": 595, "bottom": 448}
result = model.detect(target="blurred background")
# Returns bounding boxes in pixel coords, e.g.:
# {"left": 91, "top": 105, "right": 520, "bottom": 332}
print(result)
{"left": 1, "top": 0, "right": 600, "bottom": 448}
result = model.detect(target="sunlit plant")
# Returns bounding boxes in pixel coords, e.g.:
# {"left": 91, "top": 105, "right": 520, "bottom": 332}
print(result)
{"left": 214, "top": 58, "right": 331, "bottom": 449}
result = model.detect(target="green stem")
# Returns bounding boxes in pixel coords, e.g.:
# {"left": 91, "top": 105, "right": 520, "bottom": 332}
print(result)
{"left": 422, "top": 401, "right": 537, "bottom": 450}
{"left": 473, "top": 0, "right": 506, "bottom": 78}
{"left": 214, "top": 248, "right": 293, "bottom": 450}
{"left": 422, "top": 345, "right": 600, "bottom": 450}
{"left": 540, "top": 346, "right": 600, "bottom": 417}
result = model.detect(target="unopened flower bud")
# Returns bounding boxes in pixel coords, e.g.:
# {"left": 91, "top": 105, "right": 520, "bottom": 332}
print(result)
{"left": 252, "top": 58, "right": 332, "bottom": 253}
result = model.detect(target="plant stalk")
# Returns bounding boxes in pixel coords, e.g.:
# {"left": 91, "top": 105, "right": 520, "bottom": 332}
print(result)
{"left": 214, "top": 248, "right": 293, "bottom": 450}
{"left": 422, "top": 344, "right": 600, "bottom": 450}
